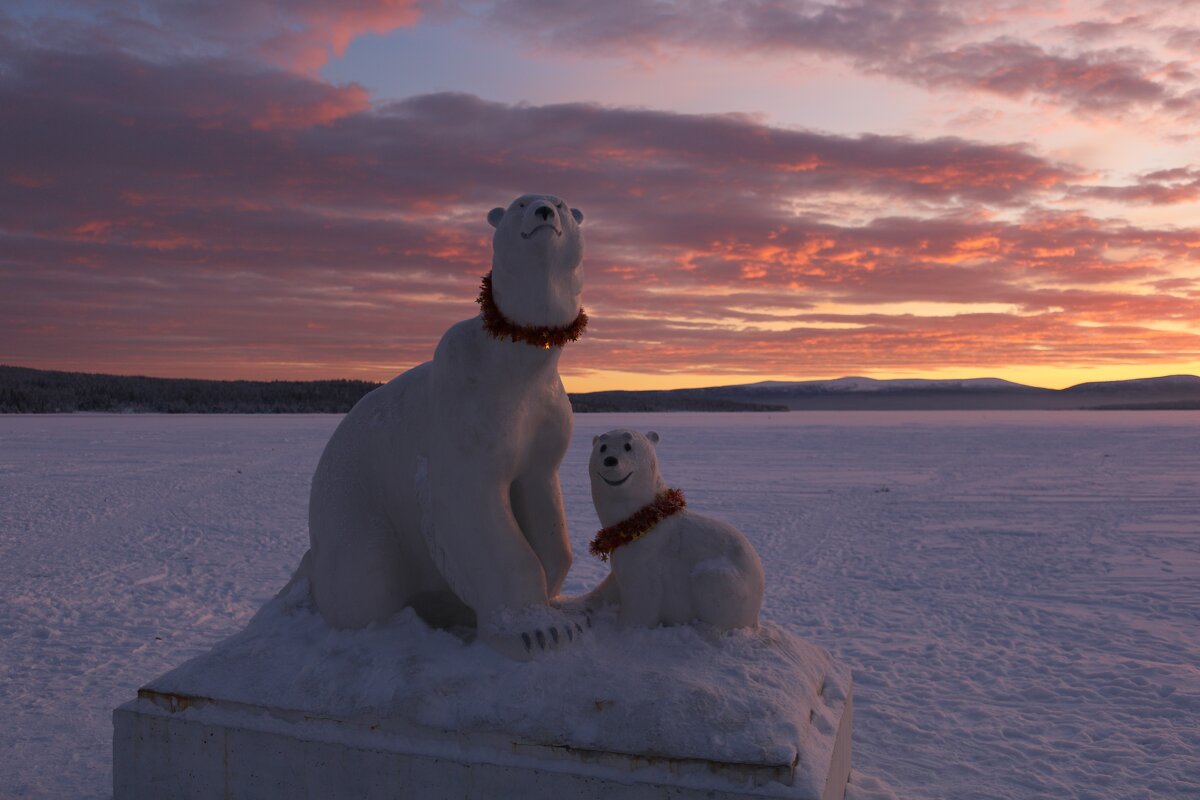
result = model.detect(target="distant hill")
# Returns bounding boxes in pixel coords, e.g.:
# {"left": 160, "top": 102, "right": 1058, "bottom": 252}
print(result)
{"left": 1060, "top": 376, "right": 1200, "bottom": 409}
{"left": 569, "top": 374, "right": 1200, "bottom": 411}
{"left": 568, "top": 391, "right": 787, "bottom": 413}
{"left": 3, "top": 366, "right": 1199, "bottom": 413}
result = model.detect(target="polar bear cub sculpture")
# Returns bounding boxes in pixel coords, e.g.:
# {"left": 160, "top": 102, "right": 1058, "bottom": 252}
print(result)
{"left": 586, "top": 429, "right": 764, "bottom": 631}
{"left": 303, "top": 194, "right": 585, "bottom": 642}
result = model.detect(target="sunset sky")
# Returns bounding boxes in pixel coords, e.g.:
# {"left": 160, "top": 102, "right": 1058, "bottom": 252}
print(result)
{"left": 3, "top": 0, "right": 1199, "bottom": 392}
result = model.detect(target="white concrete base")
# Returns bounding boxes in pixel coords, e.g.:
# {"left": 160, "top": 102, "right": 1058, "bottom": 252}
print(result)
{"left": 114, "top": 684, "right": 851, "bottom": 799}
{"left": 113, "top": 582, "right": 851, "bottom": 799}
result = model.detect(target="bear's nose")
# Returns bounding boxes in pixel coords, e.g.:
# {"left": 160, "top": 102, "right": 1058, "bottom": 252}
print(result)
{"left": 603, "top": 456, "right": 618, "bottom": 467}
{"left": 535, "top": 205, "right": 555, "bottom": 221}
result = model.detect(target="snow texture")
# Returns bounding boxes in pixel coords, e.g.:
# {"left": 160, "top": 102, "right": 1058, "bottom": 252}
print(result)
{"left": 142, "top": 577, "right": 846, "bottom": 798}
{"left": 2, "top": 411, "right": 1199, "bottom": 799}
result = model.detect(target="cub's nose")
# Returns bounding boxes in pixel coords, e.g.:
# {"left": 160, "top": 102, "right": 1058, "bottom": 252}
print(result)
{"left": 535, "top": 205, "right": 555, "bottom": 221}
{"left": 603, "top": 456, "right": 618, "bottom": 467}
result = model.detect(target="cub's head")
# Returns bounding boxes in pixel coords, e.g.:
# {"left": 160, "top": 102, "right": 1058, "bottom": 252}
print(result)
{"left": 589, "top": 429, "right": 666, "bottom": 526}
{"left": 486, "top": 194, "right": 585, "bottom": 327}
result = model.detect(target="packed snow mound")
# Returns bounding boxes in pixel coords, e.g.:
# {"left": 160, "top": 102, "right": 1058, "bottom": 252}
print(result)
{"left": 145, "top": 578, "right": 850, "bottom": 795}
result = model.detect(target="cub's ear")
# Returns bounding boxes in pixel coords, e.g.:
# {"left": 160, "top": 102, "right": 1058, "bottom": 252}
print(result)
{"left": 487, "top": 207, "right": 505, "bottom": 228}
{"left": 592, "top": 435, "right": 600, "bottom": 446}
{"left": 646, "top": 431, "right": 660, "bottom": 445}
{"left": 571, "top": 208, "right": 584, "bottom": 224}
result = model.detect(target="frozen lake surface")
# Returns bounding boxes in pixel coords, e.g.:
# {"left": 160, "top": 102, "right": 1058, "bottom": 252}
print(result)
{"left": 1, "top": 411, "right": 1198, "bottom": 799}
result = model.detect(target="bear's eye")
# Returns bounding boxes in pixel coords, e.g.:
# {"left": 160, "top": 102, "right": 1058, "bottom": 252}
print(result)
{"left": 519, "top": 202, "right": 526, "bottom": 208}
{"left": 555, "top": 202, "right": 564, "bottom": 209}
{"left": 599, "top": 444, "right": 607, "bottom": 453}
{"left": 624, "top": 443, "right": 632, "bottom": 452}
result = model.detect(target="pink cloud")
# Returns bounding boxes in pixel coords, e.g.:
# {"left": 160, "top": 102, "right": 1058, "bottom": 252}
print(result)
{"left": 459, "top": 1, "right": 1199, "bottom": 118}
{"left": 1075, "top": 166, "right": 1200, "bottom": 204}
{"left": 3, "top": 0, "right": 422, "bottom": 72}
{"left": 473, "top": 0, "right": 964, "bottom": 59}
{"left": 2, "top": 35, "right": 1198, "bottom": 382}
{"left": 243, "top": 0, "right": 425, "bottom": 72}
{"left": 11, "top": 1, "right": 1198, "bottom": 118}
{"left": 901, "top": 39, "right": 1169, "bottom": 112}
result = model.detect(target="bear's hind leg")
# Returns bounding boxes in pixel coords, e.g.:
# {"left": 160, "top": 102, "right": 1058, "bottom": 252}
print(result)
{"left": 690, "top": 559, "right": 762, "bottom": 631}
{"left": 311, "top": 506, "right": 414, "bottom": 629}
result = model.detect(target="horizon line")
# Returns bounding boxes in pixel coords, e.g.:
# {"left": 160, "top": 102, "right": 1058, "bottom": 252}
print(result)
{"left": 5, "top": 363, "right": 1199, "bottom": 394}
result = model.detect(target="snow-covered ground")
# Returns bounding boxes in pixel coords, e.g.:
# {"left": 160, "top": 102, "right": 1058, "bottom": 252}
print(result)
{"left": 1, "top": 411, "right": 1197, "bottom": 799}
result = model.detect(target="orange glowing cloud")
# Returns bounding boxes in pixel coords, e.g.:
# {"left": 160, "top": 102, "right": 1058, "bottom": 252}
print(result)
{"left": 10, "top": 0, "right": 426, "bottom": 76}
{"left": 2, "top": 13, "right": 1198, "bottom": 387}
{"left": 258, "top": 0, "right": 424, "bottom": 72}
{"left": 251, "top": 85, "right": 371, "bottom": 129}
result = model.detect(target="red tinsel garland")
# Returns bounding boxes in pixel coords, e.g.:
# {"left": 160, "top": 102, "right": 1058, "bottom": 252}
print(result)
{"left": 476, "top": 272, "right": 588, "bottom": 348}
{"left": 589, "top": 488, "right": 686, "bottom": 562}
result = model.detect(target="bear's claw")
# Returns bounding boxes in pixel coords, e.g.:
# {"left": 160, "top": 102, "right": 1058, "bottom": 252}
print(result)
{"left": 480, "top": 608, "right": 592, "bottom": 661}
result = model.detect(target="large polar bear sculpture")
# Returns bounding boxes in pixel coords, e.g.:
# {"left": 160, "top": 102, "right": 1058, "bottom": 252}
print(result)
{"left": 583, "top": 429, "right": 764, "bottom": 631}
{"left": 300, "top": 194, "right": 586, "bottom": 648}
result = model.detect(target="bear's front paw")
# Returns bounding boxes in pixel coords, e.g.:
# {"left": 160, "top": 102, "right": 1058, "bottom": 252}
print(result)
{"left": 479, "top": 606, "right": 592, "bottom": 662}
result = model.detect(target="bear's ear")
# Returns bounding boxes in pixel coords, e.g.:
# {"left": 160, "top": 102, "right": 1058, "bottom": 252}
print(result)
{"left": 646, "top": 431, "right": 660, "bottom": 445}
{"left": 592, "top": 435, "right": 599, "bottom": 446}
{"left": 487, "top": 207, "right": 505, "bottom": 228}
{"left": 571, "top": 208, "right": 584, "bottom": 224}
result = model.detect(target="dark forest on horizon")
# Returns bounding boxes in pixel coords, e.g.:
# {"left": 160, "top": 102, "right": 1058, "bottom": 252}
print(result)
{"left": 4, "top": 365, "right": 1199, "bottom": 414}
{"left": 0, "top": 365, "right": 380, "bottom": 414}
{"left": 0, "top": 366, "right": 784, "bottom": 413}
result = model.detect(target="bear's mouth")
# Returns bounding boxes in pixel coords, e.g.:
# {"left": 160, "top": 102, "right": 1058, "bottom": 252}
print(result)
{"left": 599, "top": 471, "right": 633, "bottom": 486}
{"left": 521, "top": 224, "right": 562, "bottom": 239}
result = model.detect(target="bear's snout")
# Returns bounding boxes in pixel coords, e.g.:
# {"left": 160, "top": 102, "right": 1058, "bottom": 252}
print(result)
{"left": 535, "top": 205, "right": 555, "bottom": 222}
{"left": 603, "top": 456, "right": 618, "bottom": 467}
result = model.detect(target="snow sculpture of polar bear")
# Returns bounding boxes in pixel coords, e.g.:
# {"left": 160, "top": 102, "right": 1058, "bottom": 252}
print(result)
{"left": 301, "top": 194, "right": 586, "bottom": 647}
{"left": 583, "top": 429, "right": 764, "bottom": 631}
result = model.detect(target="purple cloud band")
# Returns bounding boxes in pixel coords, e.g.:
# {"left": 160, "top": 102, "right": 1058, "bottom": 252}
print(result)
{"left": 2, "top": 7, "right": 1198, "bottom": 381}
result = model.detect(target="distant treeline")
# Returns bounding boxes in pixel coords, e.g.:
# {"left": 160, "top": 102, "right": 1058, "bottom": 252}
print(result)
{"left": 0, "top": 366, "right": 381, "bottom": 413}
{"left": 1, "top": 365, "right": 786, "bottom": 414}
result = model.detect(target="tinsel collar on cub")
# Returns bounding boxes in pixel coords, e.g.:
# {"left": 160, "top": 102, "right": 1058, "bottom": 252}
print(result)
{"left": 589, "top": 488, "right": 686, "bottom": 562}
{"left": 476, "top": 272, "right": 588, "bottom": 348}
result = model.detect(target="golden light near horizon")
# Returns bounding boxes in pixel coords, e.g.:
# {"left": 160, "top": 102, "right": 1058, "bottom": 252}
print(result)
{"left": 559, "top": 363, "right": 1200, "bottom": 395}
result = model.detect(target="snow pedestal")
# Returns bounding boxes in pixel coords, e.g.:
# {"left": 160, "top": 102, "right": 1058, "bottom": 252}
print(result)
{"left": 113, "top": 582, "right": 852, "bottom": 799}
